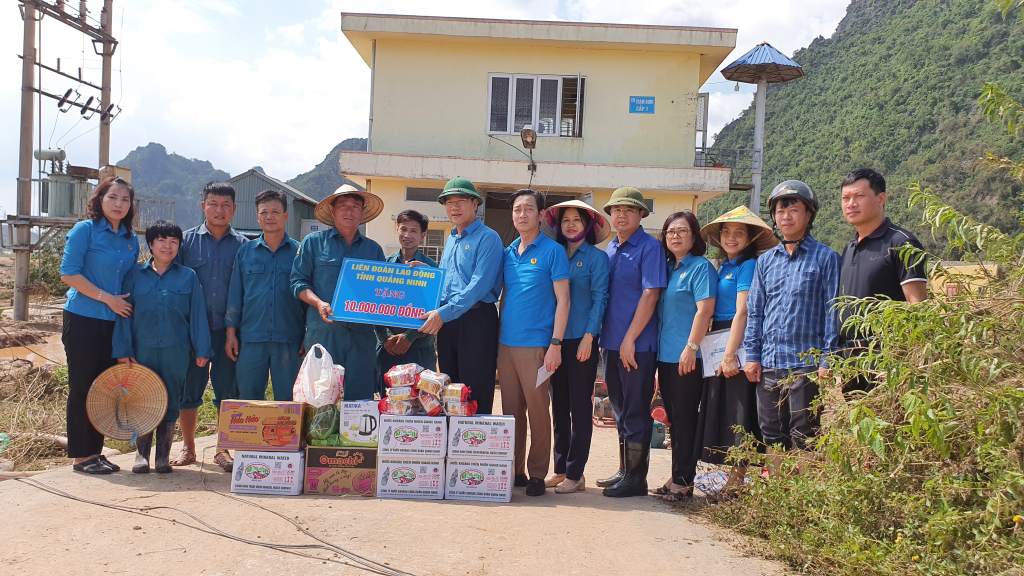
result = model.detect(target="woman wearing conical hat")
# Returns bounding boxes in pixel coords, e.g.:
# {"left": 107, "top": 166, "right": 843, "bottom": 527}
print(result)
{"left": 697, "top": 205, "right": 778, "bottom": 500}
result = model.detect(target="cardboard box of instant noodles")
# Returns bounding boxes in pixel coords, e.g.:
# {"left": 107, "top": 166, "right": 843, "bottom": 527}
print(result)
{"left": 217, "top": 400, "right": 307, "bottom": 452}
{"left": 303, "top": 447, "right": 377, "bottom": 496}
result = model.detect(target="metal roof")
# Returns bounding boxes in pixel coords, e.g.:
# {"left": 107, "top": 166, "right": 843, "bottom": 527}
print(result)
{"left": 721, "top": 42, "right": 804, "bottom": 84}
{"left": 226, "top": 169, "right": 317, "bottom": 206}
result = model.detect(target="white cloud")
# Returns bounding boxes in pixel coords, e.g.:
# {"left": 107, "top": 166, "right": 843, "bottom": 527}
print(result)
{"left": 0, "top": 0, "right": 850, "bottom": 214}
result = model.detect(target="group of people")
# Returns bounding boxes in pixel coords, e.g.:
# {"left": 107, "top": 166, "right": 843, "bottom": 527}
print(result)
{"left": 59, "top": 168, "right": 926, "bottom": 503}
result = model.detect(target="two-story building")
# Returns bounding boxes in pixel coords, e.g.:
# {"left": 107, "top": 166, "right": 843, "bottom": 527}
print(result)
{"left": 337, "top": 13, "right": 737, "bottom": 253}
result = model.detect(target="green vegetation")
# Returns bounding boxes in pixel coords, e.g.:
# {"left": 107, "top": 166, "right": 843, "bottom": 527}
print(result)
{"left": 28, "top": 239, "right": 67, "bottom": 298}
{"left": 707, "top": 0, "right": 1024, "bottom": 253}
{"left": 286, "top": 137, "right": 367, "bottom": 200}
{"left": 704, "top": 4, "right": 1024, "bottom": 573}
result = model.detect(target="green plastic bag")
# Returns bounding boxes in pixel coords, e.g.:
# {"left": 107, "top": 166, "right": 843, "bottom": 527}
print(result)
{"left": 306, "top": 403, "right": 339, "bottom": 443}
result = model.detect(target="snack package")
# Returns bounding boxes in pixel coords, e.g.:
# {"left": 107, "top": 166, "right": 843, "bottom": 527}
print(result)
{"left": 444, "top": 400, "right": 478, "bottom": 417}
{"left": 386, "top": 385, "right": 418, "bottom": 402}
{"left": 418, "top": 390, "right": 443, "bottom": 417}
{"left": 414, "top": 370, "right": 450, "bottom": 396}
{"left": 384, "top": 363, "right": 424, "bottom": 388}
{"left": 441, "top": 383, "right": 471, "bottom": 403}
{"left": 378, "top": 397, "right": 421, "bottom": 416}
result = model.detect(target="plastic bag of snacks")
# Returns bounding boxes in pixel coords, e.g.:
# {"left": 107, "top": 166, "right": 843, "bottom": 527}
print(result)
{"left": 444, "top": 400, "right": 478, "bottom": 417}
{"left": 386, "top": 385, "right": 418, "bottom": 402}
{"left": 378, "top": 397, "right": 421, "bottom": 415}
{"left": 441, "top": 383, "right": 471, "bottom": 403}
{"left": 384, "top": 363, "right": 424, "bottom": 388}
{"left": 414, "top": 370, "right": 450, "bottom": 396}
{"left": 418, "top": 390, "right": 443, "bottom": 417}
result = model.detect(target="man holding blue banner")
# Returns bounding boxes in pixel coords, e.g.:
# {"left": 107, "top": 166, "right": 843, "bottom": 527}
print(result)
{"left": 291, "top": 185, "right": 386, "bottom": 399}
{"left": 417, "top": 177, "right": 503, "bottom": 414}
{"left": 375, "top": 209, "right": 440, "bottom": 379}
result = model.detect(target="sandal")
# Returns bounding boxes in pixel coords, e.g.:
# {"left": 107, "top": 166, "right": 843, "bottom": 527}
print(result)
{"left": 98, "top": 455, "right": 120, "bottom": 472}
{"left": 662, "top": 488, "right": 693, "bottom": 502}
{"left": 649, "top": 485, "right": 672, "bottom": 496}
{"left": 214, "top": 450, "right": 234, "bottom": 472}
{"left": 169, "top": 447, "right": 196, "bottom": 467}
{"left": 73, "top": 457, "right": 112, "bottom": 475}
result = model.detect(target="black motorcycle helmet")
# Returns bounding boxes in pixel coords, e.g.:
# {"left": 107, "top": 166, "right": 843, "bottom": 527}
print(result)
{"left": 767, "top": 180, "right": 818, "bottom": 244}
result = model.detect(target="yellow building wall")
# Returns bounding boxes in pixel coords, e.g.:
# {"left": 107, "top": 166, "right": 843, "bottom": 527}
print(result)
{"left": 370, "top": 39, "right": 701, "bottom": 168}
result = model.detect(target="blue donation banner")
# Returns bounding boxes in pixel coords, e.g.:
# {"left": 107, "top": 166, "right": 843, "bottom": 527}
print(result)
{"left": 329, "top": 258, "right": 445, "bottom": 329}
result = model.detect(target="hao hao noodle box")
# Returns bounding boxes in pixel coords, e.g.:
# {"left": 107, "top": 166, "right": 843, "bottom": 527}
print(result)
{"left": 328, "top": 258, "right": 446, "bottom": 330}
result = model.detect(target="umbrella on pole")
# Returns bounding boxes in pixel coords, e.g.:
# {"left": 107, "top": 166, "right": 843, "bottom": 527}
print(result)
{"left": 721, "top": 42, "right": 804, "bottom": 211}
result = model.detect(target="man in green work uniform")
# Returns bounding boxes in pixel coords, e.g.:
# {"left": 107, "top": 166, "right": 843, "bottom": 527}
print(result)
{"left": 375, "top": 209, "right": 439, "bottom": 380}
{"left": 291, "top": 185, "right": 386, "bottom": 399}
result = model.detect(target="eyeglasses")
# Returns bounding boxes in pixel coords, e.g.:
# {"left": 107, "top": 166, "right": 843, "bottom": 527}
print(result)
{"left": 664, "top": 228, "right": 690, "bottom": 238}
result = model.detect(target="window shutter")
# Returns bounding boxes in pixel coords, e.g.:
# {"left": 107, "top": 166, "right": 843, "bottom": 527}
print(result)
{"left": 489, "top": 76, "right": 511, "bottom": 133}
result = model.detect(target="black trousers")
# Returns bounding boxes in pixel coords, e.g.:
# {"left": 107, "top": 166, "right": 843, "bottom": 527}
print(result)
{"left": 603, "top": 350, "right": 657, "bottom": 444}
{"left": 756, "top": 367, "right": 819, "bottom": 451}
{"left": 436, "top": 303, "right": 499, "bottom": 415}
{"left": 658, "top": 360, "right": 705, "bottom": 487}
{"left": 62, "top": 310, "right": 117, "bottom": 458}
{"left": 550, "top": 338, "right": 598, "bottom": 480}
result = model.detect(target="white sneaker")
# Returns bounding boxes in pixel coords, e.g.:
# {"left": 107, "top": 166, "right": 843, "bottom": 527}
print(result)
{"left": 544, "top": 473, "right": 566, "bottom": 487}
{"left": 554, "top": 476, "right": 586, "bottom": 494}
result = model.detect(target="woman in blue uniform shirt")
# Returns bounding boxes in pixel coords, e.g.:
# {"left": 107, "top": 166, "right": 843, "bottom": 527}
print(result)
{"left": 652, "top": 211, "right": 717, "bottom": 501}
{"left": 697, "top": 206, "right": 777, "bottom": 500}
{"left": 60, "top": 177, "right": 140, "bottom": 474}
{"left": 113, "top": 221, "right": 213, "bottom": 474}
{"left": 540, "top": 200, "right": 611, "bottom": 494}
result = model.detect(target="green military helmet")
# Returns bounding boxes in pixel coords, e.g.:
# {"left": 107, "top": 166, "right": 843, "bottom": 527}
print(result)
{"left": 437, "top": 177, "right": 484, "bottom": 206}
{"left": 603, "top": 186, "right": 649, "bottom": 218}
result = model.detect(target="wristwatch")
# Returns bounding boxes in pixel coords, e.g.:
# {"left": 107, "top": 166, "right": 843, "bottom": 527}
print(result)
{"left": 685, "top": 341, "right": 699, "bottom": 351}
{"left": 550, "top": 338, "right": 562, "bottom": 346}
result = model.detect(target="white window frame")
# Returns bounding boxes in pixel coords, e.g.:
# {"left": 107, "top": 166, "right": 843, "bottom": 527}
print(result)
{"left": 487, "top": 73, "right": 583, "bottom": 138}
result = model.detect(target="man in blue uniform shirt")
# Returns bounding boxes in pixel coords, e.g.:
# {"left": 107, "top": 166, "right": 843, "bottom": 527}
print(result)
{"left": 173, "top": 182, "right": 248, "bottom": 471}
{"left": 375, "top": 209, "right": 439, "bottom": 381}
{"left": 292, "top": 185, "right": 386, "bottom": 400}
{"left": 225, "top": 190, "right": 305, "bottom": 402}
{"left": 416, "top": 177, "right": 503, "bottom": 415}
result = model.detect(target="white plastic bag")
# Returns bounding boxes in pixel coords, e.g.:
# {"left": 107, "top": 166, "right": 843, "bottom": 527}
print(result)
{"left": 293, "top": 343, "right": 344, "bottom": 407}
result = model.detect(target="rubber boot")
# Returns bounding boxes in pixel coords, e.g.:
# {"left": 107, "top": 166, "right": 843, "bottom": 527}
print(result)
{"left": 154, "top": 422, "right": 175, "bottom": 473}
{"left": 596, "top": 437, "right": 625, "bottom": 488}
{"left": 132, "top": 431, "right": 153, "bottom": 474}
{"left": 602, "top": 442, "right": 650, "bottom": 497}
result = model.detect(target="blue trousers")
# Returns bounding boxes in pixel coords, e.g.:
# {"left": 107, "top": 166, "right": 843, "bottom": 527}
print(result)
{"left": 236, "top": 341, "right": 301, "bottom": 402}
{"left": 136, "top": 344, "right": 190, "bottom": 423}
{"left": 182, "top": 328, "right": 237, "bottom": 410}
{"left": 306, "top": 325, "right": 378, "bottom": 400}
{"left": 602, "top": 349, "right": 657, "bottom": 444}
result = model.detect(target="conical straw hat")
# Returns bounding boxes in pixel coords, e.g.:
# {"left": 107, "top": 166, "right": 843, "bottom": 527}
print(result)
{"left": 700, "top": 205, "right": 779, "bottom": 254}
{"left": 314, "top": 185, "right": 384, "bottom": 226}
{"left": 541, "top": 199, "right": 612, "bottom": 244}
{"left": 87, "top": 363, "right": 167, "bottom": 444}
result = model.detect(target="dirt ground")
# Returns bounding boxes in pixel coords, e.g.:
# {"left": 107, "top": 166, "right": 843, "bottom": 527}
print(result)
{"left": 0, "top": 407, "right": 789, "bottom": 575}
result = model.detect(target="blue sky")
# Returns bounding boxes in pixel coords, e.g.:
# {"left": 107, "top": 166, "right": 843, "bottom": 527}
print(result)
{"left": 0, "top": 0, "right": 850, "bottom": 214}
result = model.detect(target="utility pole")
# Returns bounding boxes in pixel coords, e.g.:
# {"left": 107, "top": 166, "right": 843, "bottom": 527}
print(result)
{"left": 750, "top": 75, "right": 767, "bottom": 211}
{"left": 98, "top": 0, "right": 112, "bottom": 166}
{"left": 15, "top": 3, "right": 38, "bottom": 322}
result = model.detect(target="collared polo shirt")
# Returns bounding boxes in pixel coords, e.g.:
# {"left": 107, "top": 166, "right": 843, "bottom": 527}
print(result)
{"left": 112, "top": 260, "right": 214, "bottom": 359}
{"left": 225, "top": 233, "right": 305, "bottom": 344}
{"left": 564, "top": 241, "right": 610, "bottom": 340}
{"left": 658, "top": 254, "right": 718, "bottom": 363}
{"left": 375, "top": 249, "right": 440, "bottom": 347}
{"left": 61, "top": 218, "right": 140, "bottom": 321}
{"left": 499, "top": 233, "right": 570, "bottom": 348}
{"left": 176, "top": 223, "right": 249, "bottom": 331}
{"left": 437, "top": 218, "right": 504, "bottom": 323}
{"left": 742, "top": 235, "right": 841, "bottom": 369}
{"left": 839, "top": 218, "right": 926, "bottom": 341}
{"left": 600, "top": 228, "right": 668, "bottom": 352}
{"left": 290, "top": 227, "right": 385, "bottom": 332}
{"left": 713, "top": 256, "right": 757, "bottom": 321}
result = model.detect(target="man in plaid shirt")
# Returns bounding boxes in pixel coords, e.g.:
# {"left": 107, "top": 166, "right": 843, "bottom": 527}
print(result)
{"left": 743, "top": 181, "right": 840, "bottom": 473}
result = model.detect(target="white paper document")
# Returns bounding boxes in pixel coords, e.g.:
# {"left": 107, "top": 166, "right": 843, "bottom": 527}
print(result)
{"left": 699, "top": 328, "right": 746, "bottom": 378}
{"left": 536, "top": 365, "right": 555, "bottom": 388}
